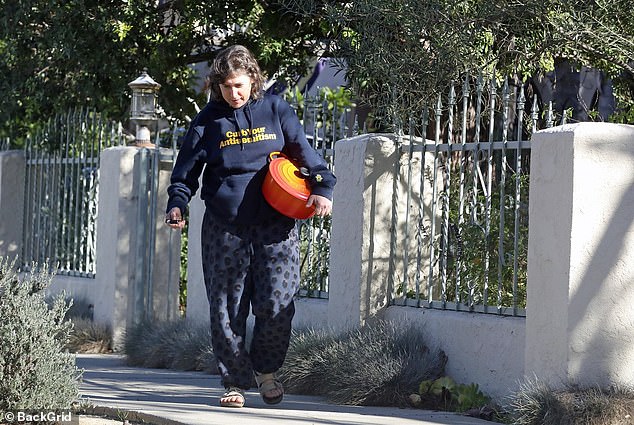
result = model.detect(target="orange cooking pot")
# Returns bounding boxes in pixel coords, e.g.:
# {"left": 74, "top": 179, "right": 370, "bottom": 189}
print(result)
{"left": 262, "top": 151, "right": 316, "bottom": 220}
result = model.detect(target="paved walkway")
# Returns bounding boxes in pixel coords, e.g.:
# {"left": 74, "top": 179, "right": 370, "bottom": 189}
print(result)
{"left": 77, "top": 354, "right": 494, "bottom": 425}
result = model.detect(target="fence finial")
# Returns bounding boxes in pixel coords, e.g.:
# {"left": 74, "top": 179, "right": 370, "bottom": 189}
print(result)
{"left": 531, "top": 95, "right": 539, "bottom": 134}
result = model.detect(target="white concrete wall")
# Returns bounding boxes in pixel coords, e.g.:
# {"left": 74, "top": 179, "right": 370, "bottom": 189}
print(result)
{"left": 48, "top": 274, "right": 98, "bottom": 308}
{"left": 325, "top": 135, "right": 390, "bottom": 328}
{"left": 18, "top": 120, "right": 625, "bottom": 401}
{"left": 0, "top": 151, "right": 25, "bottom": 261}
{"left": 39, "top": 146, "right": 180, "bottom": 348}
{"left": 328, "top": 134, "right": 385, "bottom": 330}
{"left": 526, "top": 122, "right": 634, "bottom": 389}
{"left": 326, "top": 133, "right": 524, "bottom": 400}
{"left": 327, "top": 134, "right": 437, "bottom": 330}
{"left": 383, "top": 306, "right": 525, "bottom": 400}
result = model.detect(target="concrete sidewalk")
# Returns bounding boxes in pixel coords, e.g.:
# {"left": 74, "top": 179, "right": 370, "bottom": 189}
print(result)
{"left": 77, "top": 354, "right": 494, "bottom": 425}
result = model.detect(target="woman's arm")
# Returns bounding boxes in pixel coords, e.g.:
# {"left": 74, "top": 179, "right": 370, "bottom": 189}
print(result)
{"left": 276, "top": 97, "right": 337, "bottom": 202}
{"left": 166, "top": 121, "right": 207, "bottom": 223}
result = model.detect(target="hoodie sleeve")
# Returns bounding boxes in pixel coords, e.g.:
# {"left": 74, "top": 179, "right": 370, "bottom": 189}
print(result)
{"left": 166, "top": 119, "right": 206, "bottom": 215}
{"left": 275, "top": 97, "right": 337, "bottom": 200}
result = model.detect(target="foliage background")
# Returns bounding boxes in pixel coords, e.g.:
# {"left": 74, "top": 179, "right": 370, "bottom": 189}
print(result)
{"left": 3, "top": 0, "right": 633, "bottom": 140}
{"left": 0, "top": 0, "right": 326, "bottom": 139}
{"left": 279, "top": 0, "right": 634, "bottom": 124}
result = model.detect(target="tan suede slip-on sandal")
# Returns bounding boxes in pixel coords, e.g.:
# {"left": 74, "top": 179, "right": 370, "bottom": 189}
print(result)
{"left": 220, "top": 387, "right": 245, "bottom": 408}
{"left": 254, "top": 372, "right": 284, "bottom": 405}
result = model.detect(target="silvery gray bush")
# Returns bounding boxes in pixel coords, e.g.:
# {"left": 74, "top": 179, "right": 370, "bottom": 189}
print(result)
{"left": 125, "top": 319, "right": 215, "bottom": 372}
{"left": 0, "top": 259, "right": 81, "bottom": 410}
{"left": 280, "top": 320, "right": 447, "bottom": 406}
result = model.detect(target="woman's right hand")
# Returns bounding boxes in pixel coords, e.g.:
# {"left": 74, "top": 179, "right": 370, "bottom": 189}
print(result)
{"left": 165, "top": 207, "right": 186, "bottom": 230}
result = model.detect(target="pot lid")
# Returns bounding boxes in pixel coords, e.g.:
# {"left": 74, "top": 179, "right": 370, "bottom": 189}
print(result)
{"left": 268, "top": 157, "right": 311, "bottom": 201}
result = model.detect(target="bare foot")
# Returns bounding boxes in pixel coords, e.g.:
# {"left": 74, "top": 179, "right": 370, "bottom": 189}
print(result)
{"left": 220, "top": 388, "right": 245, "bottom": 408}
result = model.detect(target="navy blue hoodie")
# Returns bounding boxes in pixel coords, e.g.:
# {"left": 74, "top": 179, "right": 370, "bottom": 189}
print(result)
{"left": 166, "top": 93, "right": 336, "bottom": 224}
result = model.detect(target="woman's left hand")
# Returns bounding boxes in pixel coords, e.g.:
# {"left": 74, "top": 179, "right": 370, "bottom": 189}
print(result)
{"left": 306, "top": 194, "right": 333, "bottom": 217}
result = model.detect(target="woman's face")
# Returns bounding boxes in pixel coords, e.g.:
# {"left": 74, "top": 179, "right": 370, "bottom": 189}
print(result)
{"left": 219, "top": 72, "right": 253, "bottom": 109}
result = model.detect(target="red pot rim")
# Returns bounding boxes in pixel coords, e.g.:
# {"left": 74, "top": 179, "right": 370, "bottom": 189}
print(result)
{"left": 267, "top": 155, "right": 310, "bottom": 201}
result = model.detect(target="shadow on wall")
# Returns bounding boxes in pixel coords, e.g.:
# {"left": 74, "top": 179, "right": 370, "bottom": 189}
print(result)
{"left": 567, "top": 138, "right": 634, "bottom": 386}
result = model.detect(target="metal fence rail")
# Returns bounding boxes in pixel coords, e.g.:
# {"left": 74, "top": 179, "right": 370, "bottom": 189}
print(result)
{"left": 289, "top": 91, "right": 355, "bottom": 297}
{"left": 22, "top": 108, "right": 125, "bottom": 277}
{"left": 388, "top": 76, "right": 557, "bottom": 316}
{"left": 14, "top": 76, "right": 563, "bottom": 314}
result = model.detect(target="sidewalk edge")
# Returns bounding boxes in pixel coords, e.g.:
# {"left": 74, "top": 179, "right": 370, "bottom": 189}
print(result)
{"left": 79, "top": 405, "right": 188, "bottom": 425}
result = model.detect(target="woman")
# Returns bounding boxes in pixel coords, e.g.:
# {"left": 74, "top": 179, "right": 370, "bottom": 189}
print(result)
{"left": 165, "top": 45, "right": 336, "bottom": 408}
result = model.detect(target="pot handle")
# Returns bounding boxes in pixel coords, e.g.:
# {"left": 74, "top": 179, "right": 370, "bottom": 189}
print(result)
{"left": 267, "top": 151, "right": 310, "bottom": 178}
{"left": 268, "top": 151, "right": 285, "bottom": 163}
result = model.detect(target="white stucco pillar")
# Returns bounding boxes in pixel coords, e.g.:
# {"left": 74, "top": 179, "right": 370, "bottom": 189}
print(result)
{"left": 525, "top": 122, "right": 634, "bottom": 388}
{"left": 94, "top": 146, "right": 180, "bottom": 348}
{"left": 328, "top": 134, "right": 397, "bottom": 330}
{"left": 328, "top": 134, "right": 398, "bottom": 330}
{"left": 93, "top": 147, "right": 136, "bottom": 347}
{"left": 0, "top": 151, "right": 25, "bottom": 261}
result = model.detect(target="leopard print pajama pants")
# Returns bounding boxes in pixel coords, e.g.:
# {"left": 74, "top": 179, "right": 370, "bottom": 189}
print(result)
{"left": 201, "top": 210, "right": 300, "bottom": 390}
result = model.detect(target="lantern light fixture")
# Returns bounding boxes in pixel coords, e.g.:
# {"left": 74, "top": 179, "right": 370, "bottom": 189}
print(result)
{"left": 128, "top": 68, "right": 161, "bottom": 146}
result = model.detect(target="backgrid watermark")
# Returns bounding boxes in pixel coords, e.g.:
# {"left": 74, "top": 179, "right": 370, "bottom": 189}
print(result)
{"left": 1, "top": 410, "right": 78, "bottom": 424}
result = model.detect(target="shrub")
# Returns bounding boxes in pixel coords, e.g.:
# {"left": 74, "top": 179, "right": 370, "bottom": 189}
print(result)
{"left": 279, "top": 320, "right": 446, "bottom": 406}
{"left": 509, "top": 378, "right": 634, "bottom": 425}
{"left": 124, "top": 318, "right": 215, "bottom": 372}
{"left": 46, "top": 295, "right": 113, "bottom": 354}
{"left": 123, "top": 317, "right": 447, "bottom": 408}
{"left": 66, "top": 318, "right": 112, "bottom": 354}
{"left": 413, "top": 376, "right": 497, "bottom": 419}
{"left": 0, "top": 259, "right": 81, "bottom": 410}
{"left": 277, "top": 328, "right": 339, "bottom": 395}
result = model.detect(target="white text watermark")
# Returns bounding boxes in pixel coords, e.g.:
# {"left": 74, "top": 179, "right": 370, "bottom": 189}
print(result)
{"left": 2, "top": 410, "right": 77, "bottom": 424}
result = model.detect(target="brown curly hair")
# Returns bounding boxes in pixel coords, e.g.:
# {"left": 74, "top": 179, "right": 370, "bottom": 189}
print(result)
{"left": 205, "top": 45, "right": 266, "bottom": 103}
